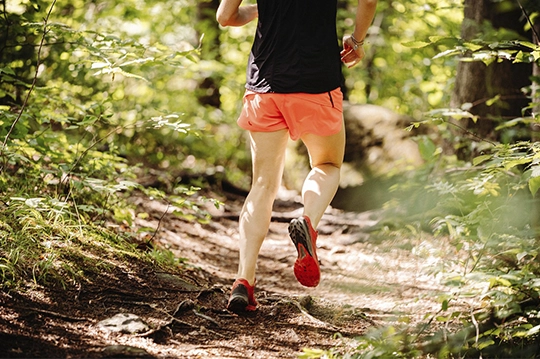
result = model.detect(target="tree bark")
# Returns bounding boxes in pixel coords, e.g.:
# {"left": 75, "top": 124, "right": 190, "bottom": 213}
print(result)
{"left": 196, "top": 0, "right": 222, "bottom": 108}
{"left": 451, "top": 0, "right": 532, "bottom": 146}
{"left": 532, "top": 22, "right": 540, "bottom": 117}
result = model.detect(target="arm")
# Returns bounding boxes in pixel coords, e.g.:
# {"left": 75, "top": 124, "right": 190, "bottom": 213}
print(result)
{"left": 341, "top": 0, "right": 378, "bottom": 68}
{"left": 216, "top": 0, "right": 258, "bottom": 27}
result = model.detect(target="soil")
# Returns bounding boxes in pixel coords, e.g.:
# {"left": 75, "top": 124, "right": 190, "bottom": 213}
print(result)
{"left": 0, "top": 188, "right": 455, "bottom": 359}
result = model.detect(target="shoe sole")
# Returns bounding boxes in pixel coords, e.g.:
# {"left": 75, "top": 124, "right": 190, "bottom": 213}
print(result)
{"left": 227, "top": 283, "right": 257, "bottom": 313}
{"left": 289, "top": 218, "right": 315, "bottom": 257}
{"left": 289, "top": 218, "right": 320, "bottom": 287}
{"left": 227, "top": 294, "right": 249, "bottom": 313}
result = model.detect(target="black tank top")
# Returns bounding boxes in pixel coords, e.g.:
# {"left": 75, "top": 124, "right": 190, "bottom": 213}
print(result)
{"left": 245, "top": 0, "right": 342, "bottom": 94}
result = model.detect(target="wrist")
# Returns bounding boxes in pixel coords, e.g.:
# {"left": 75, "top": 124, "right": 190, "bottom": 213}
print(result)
{"left": 351, "top": 34, "right": 365, "bottom": 46}
{"left": 350, "top": 34, "right": 365, "bottom": 50}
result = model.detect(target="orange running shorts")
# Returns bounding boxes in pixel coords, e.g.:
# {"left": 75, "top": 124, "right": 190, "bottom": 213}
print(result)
{"left": 237, "top": 87, "right": 343, "bottom": 141}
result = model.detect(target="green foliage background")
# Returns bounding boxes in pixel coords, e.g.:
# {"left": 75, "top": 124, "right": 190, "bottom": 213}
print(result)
{"left": 0, "top": 0, "right": 465, "bottom": 178}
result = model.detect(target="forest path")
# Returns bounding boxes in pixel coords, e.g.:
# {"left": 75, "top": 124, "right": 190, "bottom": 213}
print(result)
{"left": 130, "top": 191, "right": 453, "bottom": 358}
{"left": 0, "top": 191, "right": 456, "bottom": 359}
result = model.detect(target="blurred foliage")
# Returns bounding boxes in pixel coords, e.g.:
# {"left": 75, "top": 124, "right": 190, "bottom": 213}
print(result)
{"left": 0, "top": 0, "right": 466, "bottom": 181}
{"left": 339, "top": 0, "right": 463, "bottom": 119}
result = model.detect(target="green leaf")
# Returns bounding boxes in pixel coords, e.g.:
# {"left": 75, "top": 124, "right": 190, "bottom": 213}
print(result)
{"left": 433, "top": 47, "right": 463, "bottom": 59}
{"left": 528, "top": 176, "right": 540, "bottom": 197}
{"left": 119, "top": 57, "right": 156, "bottom": 67}
{"left": 90, "top": 62, "right": 109, "bottom": 69}
{"left": 495, "top": 117, "right": 535, "bottom": 130}
{"left": 402, "top": 41, "right": 431, "bottom": 48}
{"left": 441, "top": 299, "right": 449, "bottom": 311}
{"left": 473, "top": 155, "right": 491, "bottom": 166}
{"left": 0, "top": 67, "right": 16, "bottom": 75}
{"left": 427, "top": 108, "right": 477, "bottom": 121}
{"left": 485, "top": 94, "right": 500, "bottom": 106}
{"left": 476, "top": 339, "right": 495, "bottom": 350}
{"left": 516, "top": 252, "right": 528, "bottom": 262}
{"left": 428, "top": 36, "right": 459, "bottom": 46}
{"left": 469, "top": 51, "right": 497, "bottom": 65}
{"left": 526, "top": 325, "right": 540, "bottom": 336}
{"left": 417, "top": 137, "right": 437, "bottom": 161}
{"left": 503, "top": 158, "right": 530, "bottom": 171}
{"left": 514, "top": 50, "right": 532, "bottom": 63}
{"left": 25, "top": 198, "right": 45, "bottom": 208}
{"left": 513, "top": 40, "right": 539, "bottom": 50}
{"left": 464, "top": 42, "right": 484, "bottom": 52}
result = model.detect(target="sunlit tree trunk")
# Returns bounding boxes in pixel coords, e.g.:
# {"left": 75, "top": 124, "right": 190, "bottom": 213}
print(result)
{"left": 196, "top": 0, "right": 221, "bottom": 108}
{"left": 451, "top": 0, "right": 532, "bottom": 146}
{"left": 532, "top": 21, "right": 540, "bottom": 117}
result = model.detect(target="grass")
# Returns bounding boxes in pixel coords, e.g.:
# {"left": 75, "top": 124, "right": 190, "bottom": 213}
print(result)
{"left": 0, "top": 174, "right": 186, "bottom": 291}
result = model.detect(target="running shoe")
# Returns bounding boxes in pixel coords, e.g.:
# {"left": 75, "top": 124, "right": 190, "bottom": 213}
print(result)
{"left": 227, "top": 278, "right": 257, "bottom": 313}
{"left": 289, "top": 215, "right": 320, "bottom": 287}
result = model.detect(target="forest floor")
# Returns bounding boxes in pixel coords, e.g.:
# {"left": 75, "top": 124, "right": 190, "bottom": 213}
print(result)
{"left": 0, "top": 188, "right": 463, "bottom": 359}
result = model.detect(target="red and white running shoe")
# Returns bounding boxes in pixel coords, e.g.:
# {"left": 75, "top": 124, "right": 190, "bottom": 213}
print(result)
{"left": 289, "top": 216, "right": 320, "bottom": 287}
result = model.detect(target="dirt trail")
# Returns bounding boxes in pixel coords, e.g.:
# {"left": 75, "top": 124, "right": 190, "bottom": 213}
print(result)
{"left": 0, "top": 192, "right": 451, "bottom": 358}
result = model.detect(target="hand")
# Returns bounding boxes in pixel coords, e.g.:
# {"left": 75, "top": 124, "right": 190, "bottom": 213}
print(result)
{"left": 340, "top": 35, "right": 365, "bottom": 68}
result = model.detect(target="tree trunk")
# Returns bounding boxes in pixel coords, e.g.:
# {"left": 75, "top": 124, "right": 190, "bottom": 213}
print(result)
{"left": 195, "top": 0, "right": 221, "bottom": 108}
{"left": 451, "top": 0, "right": 532, "bottom": 147}
{"left": 532, "top": 22, "right": 540, "bottom": 117}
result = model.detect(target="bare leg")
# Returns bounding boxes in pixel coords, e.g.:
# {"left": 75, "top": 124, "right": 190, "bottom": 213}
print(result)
{"left": 300, "top": 124, "right": 345, "bottom": 227}
{"left": 287, "top": 124, "right": 345, "bottom": 288}
{"left": 237, "top": 129, "right": 289, "bottom": 285}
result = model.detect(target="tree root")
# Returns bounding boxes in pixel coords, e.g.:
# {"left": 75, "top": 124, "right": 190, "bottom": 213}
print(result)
{"left": 279, "top": 297, "right": 341, "bottom": 332}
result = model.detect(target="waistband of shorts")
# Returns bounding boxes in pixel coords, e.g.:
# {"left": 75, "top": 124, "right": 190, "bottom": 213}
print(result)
{"left": 244, "top": 88, "right": 341, "bottom": 96}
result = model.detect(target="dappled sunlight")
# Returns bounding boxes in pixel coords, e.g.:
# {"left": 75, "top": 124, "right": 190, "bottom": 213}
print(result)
{"left": 316, "top": 233, "right": 460, "bottom": 316}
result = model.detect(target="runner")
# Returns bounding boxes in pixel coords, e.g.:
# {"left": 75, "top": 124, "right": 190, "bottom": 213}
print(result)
{"left": 216, "top": 0, "right": 378, "bottom": 313}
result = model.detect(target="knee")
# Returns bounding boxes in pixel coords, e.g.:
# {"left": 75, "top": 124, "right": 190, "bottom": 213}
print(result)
{"left": 310, "top": 160, "right": 343, "bottom": 170}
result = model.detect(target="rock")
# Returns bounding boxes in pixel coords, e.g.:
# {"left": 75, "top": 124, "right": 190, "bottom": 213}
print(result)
{"left": 97, "top": 313, "right": 150, "bottom": 334}
{"left": 155, "top": 272, "right": 200, "bottom": 291}
{"left": 102, "top": 345, "right": 154, "bottom": 358}
{"left": 331, "top": 174, "right": 401, "bottom": 212}
{"left": 343, "top": 103, "right": 423, "bottom": 177}
{"left": 329, "top": 103, "right": 426, "bottom": 212}
{"left": 284, "top": 328, "right": 301, "bottom": 343}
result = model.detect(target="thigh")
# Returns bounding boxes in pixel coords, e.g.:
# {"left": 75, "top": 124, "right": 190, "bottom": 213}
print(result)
{"left": 300, "top": 124, "right": 345, "bottom": 168}
{"left": 248, "top": 130, "right": 289, "bottom": 186}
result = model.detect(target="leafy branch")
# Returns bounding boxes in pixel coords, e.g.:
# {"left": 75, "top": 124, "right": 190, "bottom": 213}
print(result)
{"left": 516, "top": 0, "right": 540, "bottom": 45}
{"left": 0, "top": 0, "right": 57, "bottom": 159}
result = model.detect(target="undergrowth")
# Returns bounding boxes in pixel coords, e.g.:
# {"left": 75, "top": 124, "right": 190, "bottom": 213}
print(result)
{"left": 301, "top": 141, "right": 540, "bottom": 358}
{"left": 0, "top": 1, "right": 216, "bottom": 291}
{"left": 0, "top": 152, "right": 206, "bottom": 291}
